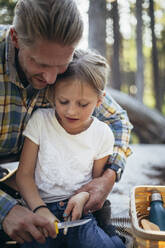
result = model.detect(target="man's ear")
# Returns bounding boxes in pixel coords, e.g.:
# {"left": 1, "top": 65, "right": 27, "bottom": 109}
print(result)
{"left": 96, "top": 91, "right": 106, "bottom": 107}
{"left": 10, "top": 27, "right": 19, "bottom": 49}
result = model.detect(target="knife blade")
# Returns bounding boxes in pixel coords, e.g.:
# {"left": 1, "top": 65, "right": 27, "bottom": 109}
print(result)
{"left": 54, "top": 218, "right": 91, "bottom": 234}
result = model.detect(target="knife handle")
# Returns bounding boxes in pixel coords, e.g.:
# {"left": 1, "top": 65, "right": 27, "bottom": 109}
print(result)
{"left": 54, "top": 221, "right": 59, "bottom": 235}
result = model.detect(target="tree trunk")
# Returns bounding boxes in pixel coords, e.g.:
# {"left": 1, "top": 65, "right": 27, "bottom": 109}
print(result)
{"left": 135, "top": 0, "right": 144, "bottom": 102}
{"left": 111, "top": 0, "right": 122, "bottom": 90}
{"left": 149, "top": 0, "right": 161, "bottom": 111}
{"left": 88, "top": 0, "right": 106, "bottom": 57}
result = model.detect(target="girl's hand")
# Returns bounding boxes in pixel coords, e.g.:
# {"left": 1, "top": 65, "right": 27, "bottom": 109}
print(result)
{"left": 64, "top": 192, "right": 89, "bottom": 221}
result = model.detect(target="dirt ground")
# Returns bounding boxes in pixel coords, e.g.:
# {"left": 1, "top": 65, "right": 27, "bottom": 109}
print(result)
{"left": 108, "top": 144, "right": 165, "bottom": 216}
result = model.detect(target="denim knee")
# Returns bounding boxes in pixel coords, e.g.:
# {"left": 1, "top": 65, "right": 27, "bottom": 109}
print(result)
{"left": 66, "top": 214, "right": 125, "bottom": 248}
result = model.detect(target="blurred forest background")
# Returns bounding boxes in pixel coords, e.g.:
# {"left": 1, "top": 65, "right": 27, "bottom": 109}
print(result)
{"left": 1, "top": 0, "right": 165, "bottom": 144}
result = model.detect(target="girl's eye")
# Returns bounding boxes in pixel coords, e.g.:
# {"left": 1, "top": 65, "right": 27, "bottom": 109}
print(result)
{"left": 79, "top": 103, "right": 89, "bottom": 107}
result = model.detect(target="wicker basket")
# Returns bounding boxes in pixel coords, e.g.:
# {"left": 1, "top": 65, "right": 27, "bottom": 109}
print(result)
{"left": 130, "top": 185, "right": 165, "bottom": 248}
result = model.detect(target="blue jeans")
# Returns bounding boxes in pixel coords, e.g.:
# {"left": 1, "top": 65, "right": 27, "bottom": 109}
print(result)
{"left": 21, "top": 200, "right": 125, "bottom": 248}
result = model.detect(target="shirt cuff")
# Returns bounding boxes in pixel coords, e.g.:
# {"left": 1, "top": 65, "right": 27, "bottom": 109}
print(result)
{"left": 104, "top": 163, "right": 123, "bottom": 182}
{"left": 108, "top": 152, "right": 125, "bottom": 169}
{"left": 0, "top": 190, "right": 18, "bottom": 230}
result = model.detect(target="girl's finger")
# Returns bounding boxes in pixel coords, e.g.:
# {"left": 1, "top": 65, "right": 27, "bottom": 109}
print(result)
{"left": 63, "top": 202, "right": 74, "bottom": 219}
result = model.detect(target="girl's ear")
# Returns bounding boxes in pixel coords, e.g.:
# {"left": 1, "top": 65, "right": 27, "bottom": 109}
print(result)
{"left": 103, "top": 91, "right": 106, "bottom": 97}
{"left": 10, "top": 27, "right": 19, "bottom": 49}
{"left": 96, "top": 91, "right": 106, "bottom": 107}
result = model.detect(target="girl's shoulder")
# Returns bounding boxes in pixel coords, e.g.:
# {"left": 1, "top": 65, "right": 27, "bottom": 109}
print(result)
{"left": 92, "top": 116, "right": 110, "bottom": 130}
{"left": 92, "top": 116, "right": 114, "bottom": 139}
{"left": 32, "top": 108, "right": 54, "bottom": 118}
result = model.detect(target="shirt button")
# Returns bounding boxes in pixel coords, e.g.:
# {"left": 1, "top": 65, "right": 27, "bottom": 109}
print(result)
{"left": 59, "top": 201, "right": 65, "bottom": 207}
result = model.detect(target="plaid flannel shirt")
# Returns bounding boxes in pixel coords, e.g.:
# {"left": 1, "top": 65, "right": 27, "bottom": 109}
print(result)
{"left": 0, "top": 25, "right": 133, "bottom": 227}
{"left": 0, "top": 25, "right": 51, "bottom": 228}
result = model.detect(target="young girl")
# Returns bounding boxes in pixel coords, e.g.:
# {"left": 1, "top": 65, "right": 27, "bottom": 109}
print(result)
{"left": 16, "top": 49, "right": 125, "bottom": 248}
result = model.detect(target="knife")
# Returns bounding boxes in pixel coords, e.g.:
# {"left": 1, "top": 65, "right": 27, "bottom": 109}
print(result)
{"left": 54, "top": 218, "right": 91, "bottom": 234}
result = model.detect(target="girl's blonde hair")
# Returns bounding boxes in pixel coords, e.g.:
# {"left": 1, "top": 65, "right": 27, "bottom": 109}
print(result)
{"left": 47, "top": 49, "right": 109, "bottom": 106}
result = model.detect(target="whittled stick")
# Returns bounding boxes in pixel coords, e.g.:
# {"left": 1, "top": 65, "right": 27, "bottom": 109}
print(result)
{"left": 141, "top": 219, "right": 160, "bottom": 231}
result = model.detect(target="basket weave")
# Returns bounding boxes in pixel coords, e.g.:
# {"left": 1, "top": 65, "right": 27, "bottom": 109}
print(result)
{"left": 130, "top": 185, "right": 165, "bottom": 248}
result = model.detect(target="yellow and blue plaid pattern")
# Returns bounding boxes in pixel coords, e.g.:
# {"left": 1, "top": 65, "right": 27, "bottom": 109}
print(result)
{"left": 0, "top": 25, "right": 50, "bottom": 227}
{"left": 0, "top": 25, "right": 50, "bottom": 156}
{"left": 94, "top": 95, "right": 132, "bottom": 167}
{"left": 0, "top": 190, "right": 18, "bottom": 229}
{"left": 0, "top": 25, "right": 133, "bottom": 227}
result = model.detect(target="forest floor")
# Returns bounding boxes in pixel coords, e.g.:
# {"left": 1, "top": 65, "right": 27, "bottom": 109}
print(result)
{"left": 108, "top": 144, "right": 165, "bottom": 216}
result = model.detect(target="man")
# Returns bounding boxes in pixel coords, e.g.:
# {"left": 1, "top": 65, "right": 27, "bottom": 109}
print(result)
{"left": 0, "top": 0, "right": 132, "bottom": 245}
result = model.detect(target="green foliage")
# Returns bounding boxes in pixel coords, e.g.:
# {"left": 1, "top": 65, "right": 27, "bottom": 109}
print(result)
{"left": 0, "top": 0, "right": 16, "bottom": 24}
{"left": 162, "top": 103, "right": 165, "bottom": 115}
{"left": 130, "top": 132, "right": 140, "bottom": 144}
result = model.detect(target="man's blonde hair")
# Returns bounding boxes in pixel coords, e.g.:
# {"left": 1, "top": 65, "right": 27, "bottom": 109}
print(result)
{"left": 13, "top": 0, "right": 83, "bottom": 46}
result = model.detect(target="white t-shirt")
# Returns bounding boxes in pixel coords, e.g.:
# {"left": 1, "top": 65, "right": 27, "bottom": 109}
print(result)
{"left": 23, "top": 108, "right": 114, "bottom": 203}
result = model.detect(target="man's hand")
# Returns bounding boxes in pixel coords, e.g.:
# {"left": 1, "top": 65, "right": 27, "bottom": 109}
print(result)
{"left": 2, "top": 205, "right": 56, "bottom": 244}
{"left": 76, "top": 169, "right": 116, "bottom": 215}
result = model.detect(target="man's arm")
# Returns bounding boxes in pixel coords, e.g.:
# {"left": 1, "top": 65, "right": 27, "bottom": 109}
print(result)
{"left": 2, "top": 204, "right": 56, "bottom": 244}
{"left": 93, "top": 94, "right": 133, "bottom": 180}
{"left": 76, "top": 169, "right": 116, "bottom": 214}
{"left": 77, "top": 94, "right": 133, "bottom": 214}
{"left": 0, "top": 162, "right": 56, "bottom": 244}
{"left": 0, "top": 189, "right": 56, "bottom": 244}
{"left": 0, "top": 190, "right": 18, "bottom": 228}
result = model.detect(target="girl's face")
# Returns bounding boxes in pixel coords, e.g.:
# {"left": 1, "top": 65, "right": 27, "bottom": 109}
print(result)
{"left": 54, "top": 78, "right": 102, "bottom": 134}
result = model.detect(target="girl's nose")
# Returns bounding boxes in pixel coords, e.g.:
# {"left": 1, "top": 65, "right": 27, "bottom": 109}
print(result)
{"left": 66, "top": 105, "right": 77, "bottom": 116}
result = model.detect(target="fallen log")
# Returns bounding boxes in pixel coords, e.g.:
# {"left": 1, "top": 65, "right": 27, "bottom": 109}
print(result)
{"left": 106, "top": 88, "right": 165, "bottom": 144}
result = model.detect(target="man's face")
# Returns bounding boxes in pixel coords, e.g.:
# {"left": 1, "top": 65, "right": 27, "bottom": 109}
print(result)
{"left": 12, "top": 32, "right": 75, "bottom": 89}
